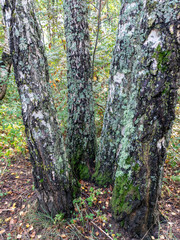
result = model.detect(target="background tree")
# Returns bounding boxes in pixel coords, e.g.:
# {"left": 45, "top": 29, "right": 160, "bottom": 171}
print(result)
{"left": 0, "top": 0, "right": 179, "bottom": 239}
{"left": 64, "top": 0, "right": 96, "bottom": 180}
{"left": 29, "top": 0, "right": 120, "bottom": 137}
{"left": 0, "top": 26, "right": 11, "bottom": 100}
{"left": 95, "top": 0, "right": 180, "bottom": 237}
{"left": 1, "top": 0, "right": 78, "bottom": 217}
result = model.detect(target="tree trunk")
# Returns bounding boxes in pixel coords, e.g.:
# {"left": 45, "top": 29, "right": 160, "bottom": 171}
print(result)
{"left": 0, "top": 60, "right": 8, "bottom": 99}
{"left": 64, "top": 0, "right": 96, "bottom": 180}
{"left": 0, "top": 27, "right": 11, "bottom": 100}
{"left": 95, "top": 0, "right": 180, "bottom": 237}
{"left": 2, "top": 0, "right": 79, "bottom": 218}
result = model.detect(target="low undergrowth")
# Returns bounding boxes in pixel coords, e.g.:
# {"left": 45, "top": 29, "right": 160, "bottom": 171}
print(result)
{"left": 0, "top": 78, "right": 179, "bottom": 239}
{"left": 0, "top": 73, "right": 28, "bottom": 168}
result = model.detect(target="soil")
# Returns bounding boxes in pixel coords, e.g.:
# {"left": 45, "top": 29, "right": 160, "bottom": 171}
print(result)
{"left": 0, "top": 155, "right": 179, "bottom": 240}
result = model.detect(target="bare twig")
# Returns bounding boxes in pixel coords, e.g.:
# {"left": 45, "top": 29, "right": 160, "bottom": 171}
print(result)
{"left": 0, "top": 161, "right": 8, "bottom": 180}
{"left": 68, "top": 223, "right": 85, "bottom": 238}
{"left": 0, "top": 208, "right": 14, "bottom": 214}
{"left": 91, "top": 221, "right": 113, "bottom": 240}
{"left": 95, "top": 103, "right": 105, "bottom": 110}
{"left": 90, "top": 3, "right": 98, "bottom": 10}
{"left": 91, "top": 0, "right": 102, "bottom": 79}
{"left": 140, "top": 224, "right": 154, "bottom": 240}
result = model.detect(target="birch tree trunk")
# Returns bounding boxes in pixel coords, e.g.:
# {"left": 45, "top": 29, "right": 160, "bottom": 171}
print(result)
{"left": 0, "top": 26, "right": 11, "bottom": 100}
{"left": 2, "top": 0, "right": 79, "bottom": 217}
{"left": 95, "top": 0, "right": 180, "bottom": 237}
{"left": 64, "top": 0, "right": 96, "bottom": 180}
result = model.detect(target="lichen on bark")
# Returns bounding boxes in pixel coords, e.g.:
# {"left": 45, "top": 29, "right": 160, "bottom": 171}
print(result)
{"left": 2, "top": 0, "right": 79, "bottom": 218}
{"left": 94, "top": 0, "right": 145, "bottom": 186}
{"left": 64, "top": 0, "right": 96, "bottom": 180}
{"left": 95, "top": 0, "right": 180, "bottom": 237}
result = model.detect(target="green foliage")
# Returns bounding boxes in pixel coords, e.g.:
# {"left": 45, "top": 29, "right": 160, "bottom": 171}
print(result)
{"left": 70, "top": 187, "right": 107, "bottom": 230}
{"left": 0, "top": 72, "right": 28, "bottom": 163}
{"left": 54, "top": 212, "right": 65, "bottom": 224}
{"left": 7, "top": 233, "right": 12, "bottom": 240}
{"left": 0, "top": 189, "right": 7, "bottom": 197}
{"left": 0, "top": 1, "right": 179, "bottom": 240}
{"left": 89, "top": 0, "right": 121, "bottom": 135}
{"left": 0, "top": 7, "right": 5, "bottom": 54}
{"left": 85, "top": 212, "right": 94, "bottom": 220}
{"left": 46, "top": 43, "right": 68, "bottom": 135}
{"left": 166, "top": 94, "right": 180, "bottom": 172}
{"left": 34, "top": 0, "right": 120, "bottom": 136}
{"left": 86, "top": 195, "right": 94, "bottom": 207}
{"left": 171, "top": 175, "right": 180, "bottom": 182}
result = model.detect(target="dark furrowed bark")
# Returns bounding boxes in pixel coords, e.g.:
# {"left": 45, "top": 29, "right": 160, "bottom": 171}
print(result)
{"left": 93, "top": 0, "right": 145, "bottom": 186}
{"left": 2, "top": 0, "right": 79, "bottom": 217}
{"left": 95, "top": 0, "right": 180, "bottom": 237}
{"left": 64, "top": 0, "right": 96, "bottom": 180}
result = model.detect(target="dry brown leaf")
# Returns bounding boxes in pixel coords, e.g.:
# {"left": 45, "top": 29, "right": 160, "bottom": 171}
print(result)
{"left": 30, "top": 231, "right": 36, "bottom": 238}
{"left": 0, "top": 229, "right": 5, "bottom": 234}
{"left": 9, "top": 218, "right": 16, "bottom": 226}
{"left": 5, "top": 217, "right": 11, "bottom": 222}
{"left": 0, "top": 208, "right": 12, "bottom": 214}
{"left": 61, "top": 234, "right": 67, "bottom": 238}
{"left": 29, "top": 225, "right": 34, "bottom": 231}
{"left": 16, "top": 234, "right": 22, "bottom": 239}
{"left": 19, "top": 211, "right": 24, "bottom": 216}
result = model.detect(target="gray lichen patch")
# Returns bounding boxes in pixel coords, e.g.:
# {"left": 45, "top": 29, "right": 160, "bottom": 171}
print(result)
{"left": 64, "top": 0, "right": 96, "bottom": 179}
{"left": 2, "top": 0, "right": 78, "bottom": 217}
{"left": 95, "top": 0, "right": 180, "bottom": 237}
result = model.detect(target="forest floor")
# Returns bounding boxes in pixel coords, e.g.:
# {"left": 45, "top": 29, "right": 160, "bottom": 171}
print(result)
{"left": 0, "top": 149, "right": 179, "bottom": 240}
{"left": 0, "top": 95, "right": 179, "bottom": 240}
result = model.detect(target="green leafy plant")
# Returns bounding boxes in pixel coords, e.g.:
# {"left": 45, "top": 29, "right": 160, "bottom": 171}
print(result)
{"left": 54, "top": 212, "right": 65, "bottom": 224}
{"left": 171, "top": 175, "right": 180, "bottom": 182}
{"left": 0, "top": 190, "right": 7, "bottom": 197}
{"left": 85, "top": 213, "right": 94, "bottom": 220}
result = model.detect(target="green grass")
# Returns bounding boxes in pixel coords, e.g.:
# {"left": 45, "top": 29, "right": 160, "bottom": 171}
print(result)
{"left": 166, "top": 93, "right": 180, "bottom": 171}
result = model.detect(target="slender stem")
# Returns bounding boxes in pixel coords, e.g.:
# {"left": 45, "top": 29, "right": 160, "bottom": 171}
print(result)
{"left": 91, "top": 221, "right": 113, "bottom": 240}
{"left": 91, "top": 0, "right": 102, "bottom": 79}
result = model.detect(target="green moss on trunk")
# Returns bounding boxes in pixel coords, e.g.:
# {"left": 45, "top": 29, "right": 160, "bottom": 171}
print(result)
{"left": 93, "top": 166, "right": 113, "bottom": 186}
{"left": 70, "top": 148, "right": 91, "bottom": 180}
{"left": 111, "top": 174, "right": 140, "bottom": 219}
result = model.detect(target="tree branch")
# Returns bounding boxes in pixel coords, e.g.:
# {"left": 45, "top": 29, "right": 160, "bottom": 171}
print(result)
{"left": 91, "top": 0, "right": 102, "bottom": 79}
